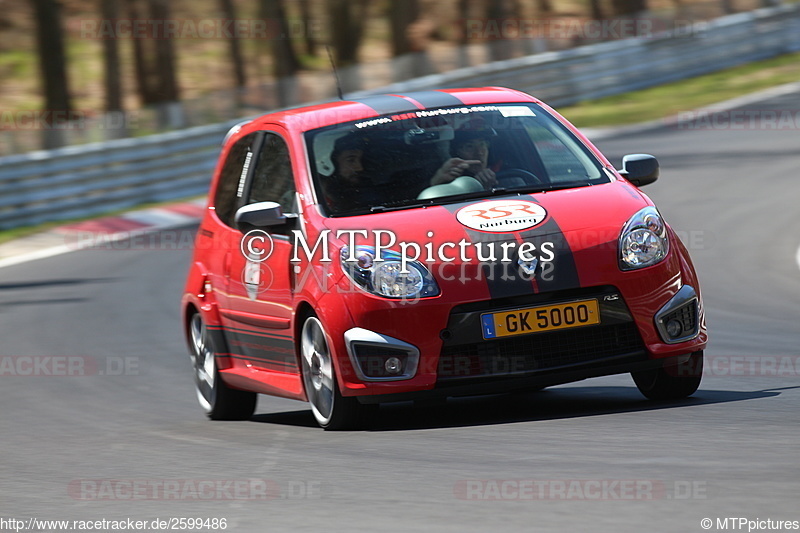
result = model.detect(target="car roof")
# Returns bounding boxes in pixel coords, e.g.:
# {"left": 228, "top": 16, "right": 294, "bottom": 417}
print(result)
{"left": 249, "top": 87, "right": 541, "bottom": 133}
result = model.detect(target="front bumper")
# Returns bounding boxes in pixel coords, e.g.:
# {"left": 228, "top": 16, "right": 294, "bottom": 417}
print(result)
{"left": 331, "top": 281, "right": 705, "bottom": 398}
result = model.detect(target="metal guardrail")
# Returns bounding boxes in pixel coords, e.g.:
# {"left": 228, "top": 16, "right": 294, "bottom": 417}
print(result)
{"left": 360, "top": 3, "right": 800, "bottom": 105}
{"left": 1, "top": 3, "right": 798, "bottom": 231}
{"left": 0, "top": 122, "right": 232, "bottom": 229}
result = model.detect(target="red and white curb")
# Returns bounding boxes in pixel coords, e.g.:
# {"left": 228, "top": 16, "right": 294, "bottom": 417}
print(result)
{"left": 0, "top": 199, "right": 206, "bottom": 269}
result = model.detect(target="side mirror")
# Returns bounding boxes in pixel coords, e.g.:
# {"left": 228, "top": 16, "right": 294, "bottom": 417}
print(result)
{"left": 234, "top": 201, "right": 295, "bottom": 232}
{"left": 618, "top": 154, "right": 659, "bottom": 187}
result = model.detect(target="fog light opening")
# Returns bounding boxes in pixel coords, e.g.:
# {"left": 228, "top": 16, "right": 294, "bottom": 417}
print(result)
{"left": 385, "top": 357, "right": 403, "bottom": 375}
{"left": 665, "top": 319, "right": 683, "bottom": 339}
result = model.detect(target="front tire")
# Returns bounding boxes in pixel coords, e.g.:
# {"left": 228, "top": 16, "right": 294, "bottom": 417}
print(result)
{"left": 632, "top": 351, "right": 703, "bottom": 401}
{"left": 189, "top": 312, "right": 256, "bottom": 420}
{"left": 300, "top": 315, "right": 366, "bottom": 430}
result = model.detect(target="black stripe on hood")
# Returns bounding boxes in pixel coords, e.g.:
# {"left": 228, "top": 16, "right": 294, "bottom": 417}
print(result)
{"left": 400, "top": 90, "right": 465, "bottom": 108}
{"left": 443, "top": 196, "right": 582, "bottom": 298}
{"left": 350, "top": 95, "right": 422, "bottom": 115}
{"left": 442, "top": 202, "right": 537, "bottom": 300}
{"left": 517, "top": 215, "right": 581, "bottom": 294}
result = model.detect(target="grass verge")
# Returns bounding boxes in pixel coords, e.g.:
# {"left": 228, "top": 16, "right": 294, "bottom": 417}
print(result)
{"left": 557, "top": 51, "right": 800, "bottom": 127}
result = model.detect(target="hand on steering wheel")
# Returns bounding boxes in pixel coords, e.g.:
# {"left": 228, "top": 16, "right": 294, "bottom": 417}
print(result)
{"left": 431, "top": 158, "right": 482, "bottom": 185}
{"left": 495, "top": 168, "right": 541, "bottom": 184}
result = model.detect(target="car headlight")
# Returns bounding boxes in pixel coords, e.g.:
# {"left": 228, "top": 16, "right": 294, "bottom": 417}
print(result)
{"left": 619, "top": 207, "right": 669, "bottom": 270}
{"left": 340, "top": 246, "right": 440, "bottom": 299}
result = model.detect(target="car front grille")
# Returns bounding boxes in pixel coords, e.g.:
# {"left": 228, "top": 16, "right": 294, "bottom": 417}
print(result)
{"left": 437, "top": 322, "right": 645, "bottom": 381}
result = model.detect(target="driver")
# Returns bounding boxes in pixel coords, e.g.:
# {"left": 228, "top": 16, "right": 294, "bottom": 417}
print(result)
{"left": 321, "top": 133, "right": 372, "bottom": 212}
{"left": 431, "top": 122, "right": 498, "bottom": 188}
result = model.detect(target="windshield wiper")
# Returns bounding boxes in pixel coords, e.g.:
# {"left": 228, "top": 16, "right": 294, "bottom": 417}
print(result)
{"left": 434, "top": 182, "right": 591, "bottom": 202}
{"left": 369, "top": 202, "right": 432, "bottom": 213}
{"left": 504, "top": 181, "right": 592, "bottom": 194}
{"left": 363, "top": 182, "right": 593, "bottom": 213}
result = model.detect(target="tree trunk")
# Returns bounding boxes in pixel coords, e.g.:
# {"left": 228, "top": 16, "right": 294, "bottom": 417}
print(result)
{"left": 298, "top": 0, "right": 318, "bottom": 57}
{"left": 457, "top": 0, "right": 471, "bottom": 67}
{"left": 389, "top": 0, "right": 421, "bottom": 56}
{"left": 609, "top": 0, "right": 647, "bottom": 16}
{"left": 486, "top": 0, "right": 519, "bottom": 61}
{"left": 261, "top": 0, "right": 300, "bottom": 106}
{"left": 720, "top": 0, "right": 735, "bottom": 14}
{"left": 101, "top": 0, "right": 123, "bottom": 113}
{"left": 327, "top": 0, "right": 367, "bottom": 67}
{"left": 148, "top": 0, "right": 180, "bottom": 102}
{"left": 218, "top": 0, "right": 247, "bottom": 88}
{"left": 389, "top": 0, "right": 433, "bottom": 79}
{"left": 32, "top": 0, "right": 72, "bottom": 149}
{"left": 100, "top": 0, "right": 127, "bottom": 139}
{"left": 127, "top": 0, "right": 157, "bottom": 105}
{"left": 535, "top": 0, "right": 552, "bottom": 14}
{"left": 589, "top": 0, "right": 604, "bottom": 20}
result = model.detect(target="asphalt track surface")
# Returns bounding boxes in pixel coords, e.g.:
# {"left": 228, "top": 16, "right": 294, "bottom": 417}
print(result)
{"left": 2, "top": 90, "right": 799, "bottom": 533}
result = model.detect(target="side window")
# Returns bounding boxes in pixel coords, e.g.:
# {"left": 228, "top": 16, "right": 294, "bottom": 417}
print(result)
{"left": 213, "top": 132, "right": 258, "bottom": 228}
{"left": 247, "top": 132, "right": 296, "bottom": 216}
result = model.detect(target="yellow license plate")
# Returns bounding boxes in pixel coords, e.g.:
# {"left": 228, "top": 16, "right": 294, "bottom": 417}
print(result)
{"left": 481, "top": 299, "right": 600, "bottom": 339}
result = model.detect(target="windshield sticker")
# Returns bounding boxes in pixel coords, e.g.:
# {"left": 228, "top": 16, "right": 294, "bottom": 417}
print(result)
{"left": 499, "top": 106, "right": 536, "bottom": 117}
{"left": 353, "top": 106, "right": 501, "bottom": 129}
{"left": 456, "top": 200, "right": 547, "bottom": 233}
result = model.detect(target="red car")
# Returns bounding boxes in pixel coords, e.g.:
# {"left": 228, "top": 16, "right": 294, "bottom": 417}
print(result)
{"left": 181, "top": 87, "right": 707, "bottom": 429}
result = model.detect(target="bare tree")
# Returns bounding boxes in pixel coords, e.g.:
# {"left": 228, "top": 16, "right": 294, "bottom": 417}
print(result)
{"left": 260, "top": 0, "right": 300, "bottom": 106}
{"left": 389, "top": 0, "right": 420, "bottom": 56}
{"left": 101, "top": 0, "right": 123, "bottom": 113}
{"left": 535, "top": 0, "right": 552, "bottom": 15}
{"left": 609, "top": 0, "right": 647, "bottom": 16}
{"left": 100, "top": 0, "right": 127, "bottom": 138}
{"left": 219, "top": 0, "right": 247, "bottom": 88}
{"left": 326, "top": 0, "right": 367, "bottom": 67}
{"left": 720, "top": 0, "right": 735, "bottom": 14}
{"left": 589, "top": 0, "right": 604, "bottom": 20}
{"left": 298, "top": 0, "right": 318, "bottom": 57}
{"left": 457, "top": 0, "right": 472, "bottom": 67}
{"left": 32, "top": 0, "right": 72, "bottom": 148}
{"left": 148, "top": 0, "right": 179, "bottom": 103}
{"left": 126, "top": 0, "right": 180, "bottom": 106}
{"left": 388, "top": 0, "right": 433, "bottom": 79}
{"left": 127, "top": 0, "right": 155, "bottom": 105}
{"left": 486, "top": 0, "right": 519, "bottom": 61}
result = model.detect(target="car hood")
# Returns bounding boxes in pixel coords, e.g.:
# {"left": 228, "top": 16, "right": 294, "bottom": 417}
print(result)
{"left": 320, "top": 181, "right": 653, "bottom": 296}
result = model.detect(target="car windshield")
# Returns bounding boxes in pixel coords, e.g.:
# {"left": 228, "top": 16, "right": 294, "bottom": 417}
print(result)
{"left": 305, "top": 103, "right": 610, "bottom": 216}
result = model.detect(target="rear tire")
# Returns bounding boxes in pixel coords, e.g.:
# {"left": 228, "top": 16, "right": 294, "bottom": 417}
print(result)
{"left": 632, "top": 351, "right": 703, "bottom": 401}
{"left": 189, "top": 313, "right": 256, "bottom": 420}
{"left": 300, "top": 315, "right": 368, "bottom": 430}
